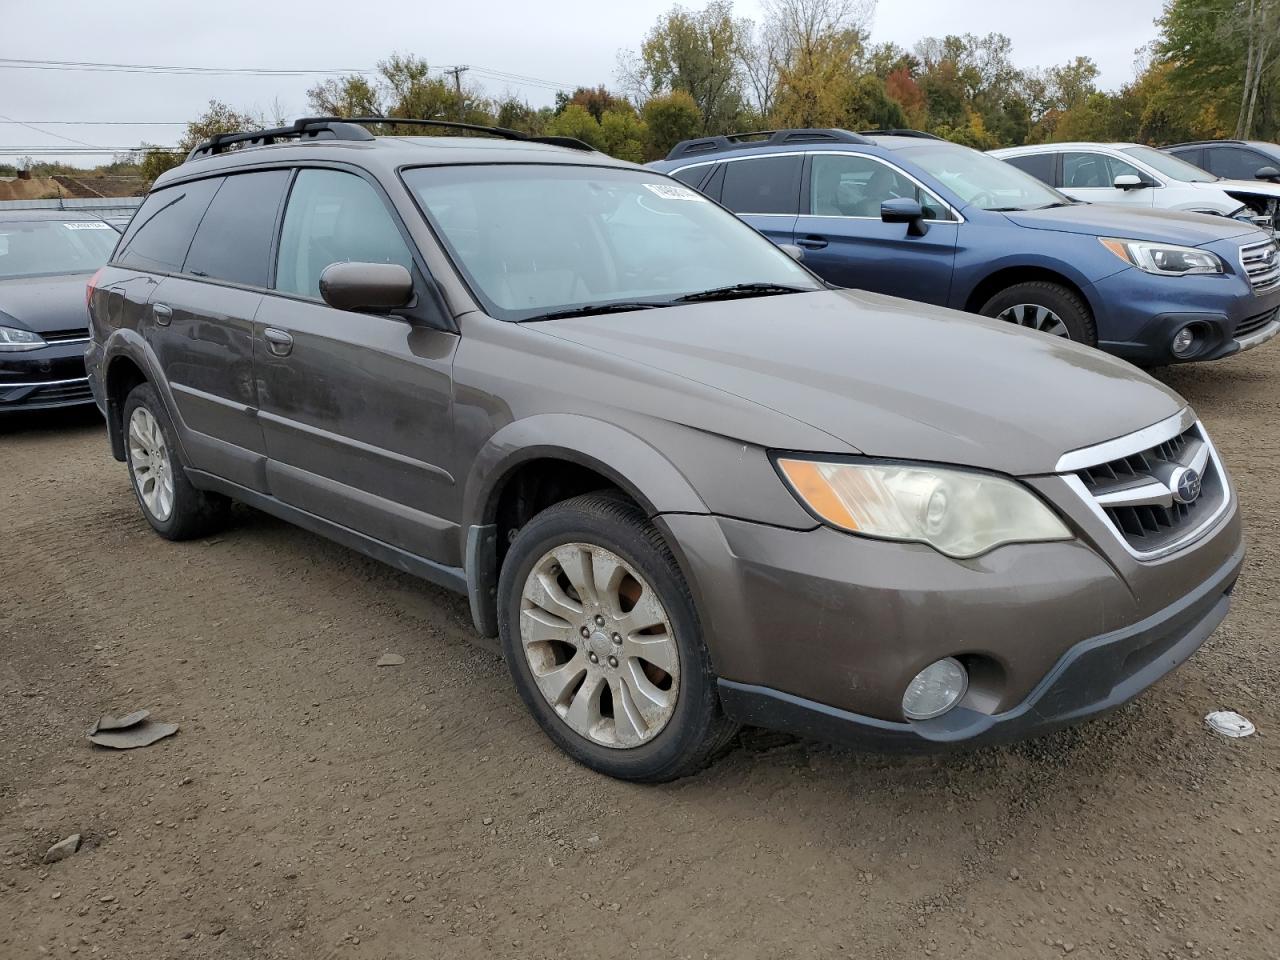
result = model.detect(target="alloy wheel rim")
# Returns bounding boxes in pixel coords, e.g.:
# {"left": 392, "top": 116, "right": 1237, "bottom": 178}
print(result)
{"left": 127, "top": 406, "right": 175, "bottom": 522}
{"left": 997, "top": 303, "right": 1071, "bottom": 338}
{"left": 518, "top": 543, "right": 680, "bottom": 749}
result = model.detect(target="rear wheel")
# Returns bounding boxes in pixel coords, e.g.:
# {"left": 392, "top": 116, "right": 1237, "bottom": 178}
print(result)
{"left": 980, "top": 281, "right": 1097, "bottom": 345}
{"left": 122, "top": 383, "right": 228, "bottom": 541}
{"left": 497, "top": 492, "right": 737, "bottom": 781}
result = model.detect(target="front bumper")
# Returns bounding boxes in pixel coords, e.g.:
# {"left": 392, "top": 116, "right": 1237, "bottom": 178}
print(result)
{"left": 1092, "top": 266, "right": 1280, "bottom": 365}
{"left": 659, "top": 491, "right": 1243, "bottom": 749}
{"left": 0, "top": 340, "right": 94, "bottom": 411}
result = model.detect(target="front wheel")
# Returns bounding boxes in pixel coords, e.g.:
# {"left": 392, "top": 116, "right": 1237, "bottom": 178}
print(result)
{"left": 497, "top": 492, "right": 737, "bottom": 782}
{"left": 980, "top": 281, "right": 1097, "bottom": 345}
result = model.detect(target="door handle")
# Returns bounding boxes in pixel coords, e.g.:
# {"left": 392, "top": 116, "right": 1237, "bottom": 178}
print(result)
{"left": 152, "top": 303, "right": 173, "bottom": 326}
{"left": 263, "top": 328, "right": 294, "bottom": 357}
{"left": 796, "top": 236, "right": 829, "bottom": 250}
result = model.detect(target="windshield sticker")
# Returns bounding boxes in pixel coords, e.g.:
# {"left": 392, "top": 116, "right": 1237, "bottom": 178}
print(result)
{"left": 643, "top": 183, "right": 706, "bottom": 202}
{"left": 63, "top": 221, "right": 113, "bottom": 230}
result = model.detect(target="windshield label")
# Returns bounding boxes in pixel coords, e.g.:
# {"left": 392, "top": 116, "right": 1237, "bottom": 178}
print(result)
{"left": 643, "top": 183, "right": 706, "bottom": 202}
{"left": 63, "top": 221, "right": 113, "bottom": 230}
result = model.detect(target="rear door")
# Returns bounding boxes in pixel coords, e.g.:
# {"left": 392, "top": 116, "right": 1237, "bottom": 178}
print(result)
{"left": 715, "top": 154, "right": 802, "bottom": 246}
{"left": 254, "top": 166, "right": 461, "bottom": 564}
{"left": 114, "top": 173, "right": 286, "bottom": 491}
{"left": 791, "top": 152, "right": 958, "bottom": 303}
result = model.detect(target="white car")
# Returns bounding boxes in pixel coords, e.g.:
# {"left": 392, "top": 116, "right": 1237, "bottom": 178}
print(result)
{"left": 989, "top": 142, "right": 1279, "bottom": 232}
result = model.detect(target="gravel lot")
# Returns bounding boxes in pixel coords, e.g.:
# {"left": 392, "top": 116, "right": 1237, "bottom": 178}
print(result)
{"left": 2, "top": 346, "right": 1278, "bottom": 960}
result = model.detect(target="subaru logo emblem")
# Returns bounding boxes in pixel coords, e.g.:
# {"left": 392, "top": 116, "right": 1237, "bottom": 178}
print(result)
{"left": 1171, "top": 467, "right": 1202, "bottom": 505}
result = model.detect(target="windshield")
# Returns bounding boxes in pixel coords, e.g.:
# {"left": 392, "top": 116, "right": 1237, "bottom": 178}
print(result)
{"left": 403, "top": 164, "right": 821, "bottom": 321}
{"left": 905, "top": 145, "right": 1068, "bottom": 211}
{"left": 1120, "top": 145, "right": 1218, "bottom": 182}
{"left": 0, "top": 219, "right": 117, "bottom": 280}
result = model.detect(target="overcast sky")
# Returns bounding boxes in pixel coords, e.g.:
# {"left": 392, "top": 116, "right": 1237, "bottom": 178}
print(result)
{"left": 1, "top": 0, "right": 1165, "bottom": 167}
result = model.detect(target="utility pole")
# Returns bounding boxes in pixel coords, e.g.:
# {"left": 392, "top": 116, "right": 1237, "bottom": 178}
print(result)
{"left": 443, "top": 65, "right": 469, "bottom": 120}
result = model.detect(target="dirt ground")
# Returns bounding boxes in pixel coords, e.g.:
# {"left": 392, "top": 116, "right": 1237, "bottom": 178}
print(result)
{"left": 2, "top": 347, "right": 1279, "bottom": 960}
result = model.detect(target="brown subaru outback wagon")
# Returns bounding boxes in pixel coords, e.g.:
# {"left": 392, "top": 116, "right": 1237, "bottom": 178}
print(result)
{"left": 86, "top": 119, "right": 1244, "bottom": 781}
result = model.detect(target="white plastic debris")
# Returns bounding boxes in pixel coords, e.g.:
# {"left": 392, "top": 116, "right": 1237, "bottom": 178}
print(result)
{"left": 1205, "top": 710, "right": 1256, "bottom": 738}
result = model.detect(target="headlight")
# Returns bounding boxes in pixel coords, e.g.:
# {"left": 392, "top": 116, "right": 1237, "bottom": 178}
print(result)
{"left": 0, "top": 325, "right": 46, "bottom": 352}
{"left": 776, "top": 458, "right": 1072, "bottom": 559}
{"left": 1100, "top": 238, "right": 1224, "bottom": 276}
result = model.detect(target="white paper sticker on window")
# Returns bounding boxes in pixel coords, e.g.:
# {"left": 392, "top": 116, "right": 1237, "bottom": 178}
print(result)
{"left": 643, "top": 183, "right": 706, "bottom": 202}
{"left": 63, "top": 221, "right": 113, "bottom": 230}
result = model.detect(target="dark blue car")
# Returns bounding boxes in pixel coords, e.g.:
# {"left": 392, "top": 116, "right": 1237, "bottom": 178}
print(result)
{"left": 649, "top": 129, "right": 1280, "bottom": 366}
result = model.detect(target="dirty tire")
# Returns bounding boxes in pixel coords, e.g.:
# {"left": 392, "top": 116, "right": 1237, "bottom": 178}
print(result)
{"left": 122, "top": 382, "right": 228, "bottom": 541}
{"left": 498, "top": 492, "right": 737, "bottom": 782}
{"left": 980, "top": 281, "right": 1097, "bottom": 345}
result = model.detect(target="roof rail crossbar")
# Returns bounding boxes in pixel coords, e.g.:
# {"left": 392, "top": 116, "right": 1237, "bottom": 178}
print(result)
{"left": 664, "top": 128, "right": 872, "bottom": 161}
{"left": 857, "top": 129, "right": 944, "bottom": 140}
{"left": 187, "top": 115, "right": 596, "bottom": 161}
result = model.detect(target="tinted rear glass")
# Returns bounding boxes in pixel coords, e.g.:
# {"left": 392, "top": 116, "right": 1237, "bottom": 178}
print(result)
{"left": 116, "top": 178, "right": 221, "bottom": 273}
{"left": 183, "top": 170, "right": 290, "bottom": 287}
{"left": 720, "top": 156, "right": 802, "bottom": 215}
{"left": 1004, "top": 153, "right": 1056, "bottom": 186}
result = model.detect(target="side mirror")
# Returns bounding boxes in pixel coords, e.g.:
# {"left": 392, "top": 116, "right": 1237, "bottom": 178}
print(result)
{"left": 1114, "top": 174, "right": 1149, "bottom": 190}
{"left": 777, "top": 243, "right": 806, "bottom": 262}
{"left": 1255, "top": 165, "right": 1280, "bottom": 182}
{"left": 319, "top": 262, "right": 414, "bottom": 313}
{"left": 881, "top": 198, "right": 929, "bottom": 237}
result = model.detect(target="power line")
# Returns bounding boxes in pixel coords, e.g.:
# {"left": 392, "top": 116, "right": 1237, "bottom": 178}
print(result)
{"left": 0, "top": 57, "right": 376, "bottom": 76}
{"left": 0, "top": 120, "right": 187, "bottom": 125}
{"left": 0, "top": 112, "right": 104, "bottom": 149}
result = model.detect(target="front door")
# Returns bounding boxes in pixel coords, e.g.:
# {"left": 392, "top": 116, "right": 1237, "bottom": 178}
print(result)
{"left": 254, "top": 167, "right": 461, "bottom": 565}
{"left": 1059, "top": 151, "right": 1156, "bottom": 207}
{"left": 792, "top": 152, "right": 959, "bottom": 303}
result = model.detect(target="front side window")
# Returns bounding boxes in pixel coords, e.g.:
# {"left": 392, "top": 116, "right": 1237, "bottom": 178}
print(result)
{"left": 1206, "top": 146, "right": 1272, "bottom": 181}
{"left": 903, "top": 144, "right": 1067, "bottom": 211}
{"left": 1062, "top": 152, "right": 1144, "bottom": 189}
{"left": 275, "top": 169, "right": 414, "bottom": 299}
{"left": 809, "top": 153, "right": 951, "bottom": 219}
{"left": 183, "top": 170, "right": 290, "bottom": 288}
{"left": 719, "top": 155, "right": 802, "bottom": 215}
{"left": 404, "top": 164, "right": 820, "bottom": 320}
{"left": 116, "top": 178, "right": 222, "bottom": 274}
{"left": 0, "top": 219, "right": 117, "bottom": 279}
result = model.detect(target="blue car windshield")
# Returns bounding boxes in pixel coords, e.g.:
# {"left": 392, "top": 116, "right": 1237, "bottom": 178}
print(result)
{"left": 903, "top": 145, "right": 1069, "bottom": 211}
{"left": 404, "top": 164, "right": 821, "bottom": 322}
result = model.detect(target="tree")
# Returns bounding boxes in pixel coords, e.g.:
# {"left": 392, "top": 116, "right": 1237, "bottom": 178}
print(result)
{"left": 620, "top": 1, "right": 747, "bottom": 133}
{"left": 556, "top": 86, "right": 629, "bottom": 122}
{"left": 306, "top": 75, "right": 382, "bottom": 117}
{"left": 768, "top": 0, "right": 875, "bottom": 127}
{"left": 643, "top": 90, "right": 704, "bottom": 158}
{"left": 136, "top": 99, "right": 263, "bottom": 182}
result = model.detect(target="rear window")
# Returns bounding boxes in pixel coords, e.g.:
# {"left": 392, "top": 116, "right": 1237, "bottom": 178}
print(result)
{"left": 116, "top": 178, "right": 221, "bottom": 273}
{"left": 183, "top": 170, "right": 290, "bottom": 287}
{"left": 0, "top": 219, "right": 117, "bottom": 279}
{"left": 720, "top": 156, "right": 802, "bottom": 215}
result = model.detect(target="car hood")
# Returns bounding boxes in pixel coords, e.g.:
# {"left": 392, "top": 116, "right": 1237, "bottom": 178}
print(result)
{"left": 1001, "top": 203, "right": 1258, "bottom": 245}
{"left": 1210, "top": 177, "right": 1280, "bottom": 199}
{"left": 537, "top": 289, "right": 1186, "bottom": 476}
{"left": 0, "top": 273, "right": 92, "bottom": 333}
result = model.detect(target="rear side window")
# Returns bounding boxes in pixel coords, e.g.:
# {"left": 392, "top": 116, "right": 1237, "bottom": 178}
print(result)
{"left": 1167, "top": 146, "right": 1204, "bottom": 169}
{"left": 183, "top": 170, "right": 290, "bottom": 287}
{"left": 116, "top": 178, "right": 221, "bottom": 273}
{"left": 670, "top": 166, "right": 710, "bottom": 189}
{"left": 1004, "top": 153, "right": 1056, "bottom": 187}
{"left": 275, "top": 169, "right": 414, "bottom": 299}
{"left": 720, "top": 156, "right": 802, "bottom": 215}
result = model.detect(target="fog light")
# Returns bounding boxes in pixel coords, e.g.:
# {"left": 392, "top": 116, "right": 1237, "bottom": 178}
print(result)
{"left": 902, "top": 657, "right": 968, "bottom": 721}
{"left": 1171, "top": 325, "right": 1198, "bottom": 357}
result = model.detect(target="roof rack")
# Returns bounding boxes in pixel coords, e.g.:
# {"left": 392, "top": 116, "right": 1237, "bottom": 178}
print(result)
{"left": 1161, "top": 139, "right": 1247, "bottom": 148}
{"left": 664, "top": 128, "right": 872, "bottom": 162}
{"left": 858, "top": 129, "right": 944, "bottom": 140}
{"left": 187, "top": 116, "right": 595, "bottom": 161}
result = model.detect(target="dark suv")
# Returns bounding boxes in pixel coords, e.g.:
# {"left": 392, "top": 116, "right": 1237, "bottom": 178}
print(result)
{"left": 87, "top": 118, "right": 1243, "bottom": 781}
{"left": 1164, "top": 140, "right": 1280, "bottom": 183}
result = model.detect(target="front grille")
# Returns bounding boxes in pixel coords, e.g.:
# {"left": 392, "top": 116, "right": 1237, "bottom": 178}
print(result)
{"left": 1240, "top": 239, "right": 1280, "bottom": 293}
{"left": 32, "top": 380, "right": 94, "bottom": 404}
{"left": 41, "top": 327, "right": 90, "bottom": 344}
{"left": 1068, "top": 420, "right": 1227, "bottom": 557}
{"left": 1235, "top": 306, "right": 1278, "bottom": 338}
{"left": 0, "top": 377, "right": 93, "bottom": 407}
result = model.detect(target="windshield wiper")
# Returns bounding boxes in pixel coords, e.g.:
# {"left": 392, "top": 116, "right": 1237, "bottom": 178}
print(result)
{"left": 1035, "top": 201, "right": 1077, "bottom": 209}
{"left": 674, "top": 282, "right": 810, "bottom": 303}
{"left": 519, "top": 301, "right": 673, "bottom": 323}
{"left": 986, "top": 205, "right": 1029, "bottom": 212}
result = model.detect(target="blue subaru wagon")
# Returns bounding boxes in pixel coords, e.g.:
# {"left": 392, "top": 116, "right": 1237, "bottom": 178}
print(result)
{"left": 649, "top": 129, "right": 1280, "bottom": 366}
